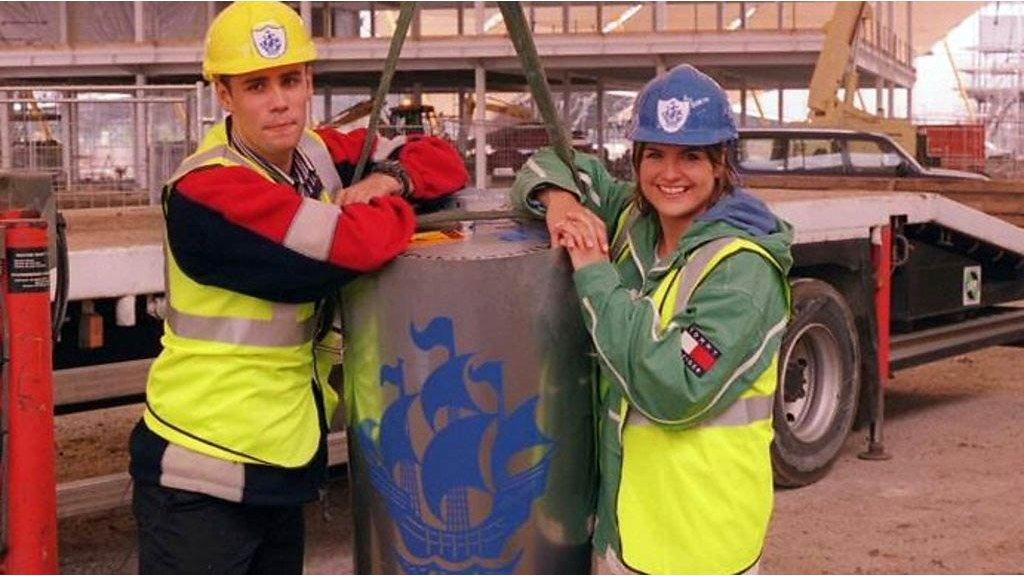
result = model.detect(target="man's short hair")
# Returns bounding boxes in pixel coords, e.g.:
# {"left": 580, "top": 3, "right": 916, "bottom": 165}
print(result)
{"left": 214, "top": 63, "right": 313, "bottom": 93}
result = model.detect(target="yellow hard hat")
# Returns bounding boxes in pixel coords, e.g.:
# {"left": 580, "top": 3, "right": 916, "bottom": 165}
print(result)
{"left": 202, "top": 1, "right": 317, "bottom": 81}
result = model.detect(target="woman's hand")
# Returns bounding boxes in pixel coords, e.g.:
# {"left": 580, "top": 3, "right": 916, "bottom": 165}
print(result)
{"left": 554, "top": 213, "right": 610, "bottom": 270}
{"left": 537, "top": 188, "right": 609, "bottom": 254}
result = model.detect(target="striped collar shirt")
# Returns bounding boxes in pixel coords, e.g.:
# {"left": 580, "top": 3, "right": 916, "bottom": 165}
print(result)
{"left": 226, "top": 116, "right": 325, "bottom": 200}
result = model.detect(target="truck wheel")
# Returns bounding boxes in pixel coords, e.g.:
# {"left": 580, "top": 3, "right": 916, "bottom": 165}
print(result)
{"left": 772, "top": 278, "right": 860, "bottom": 487}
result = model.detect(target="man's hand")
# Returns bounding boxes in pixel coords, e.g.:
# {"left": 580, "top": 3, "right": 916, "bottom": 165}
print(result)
{"left": 538, "top": 188, "right": 609, "bottom": 254}
{"left": 335, "top": 172, "right": 402, "bottom": 206}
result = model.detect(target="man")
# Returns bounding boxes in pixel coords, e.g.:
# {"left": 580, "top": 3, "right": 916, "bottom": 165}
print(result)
{"left": 128, "top": 2, "right": 468, "bottom": 573}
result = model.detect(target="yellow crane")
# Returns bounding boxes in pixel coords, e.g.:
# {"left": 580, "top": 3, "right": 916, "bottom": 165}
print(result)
{"left": 466, "top": 95, "right": 535, "bottom": 122}
{"left": 319, "top": 98, "right": 441, "bottom": 136}
{"left": 805, "top": 2, "right": 918, "bottom": 155}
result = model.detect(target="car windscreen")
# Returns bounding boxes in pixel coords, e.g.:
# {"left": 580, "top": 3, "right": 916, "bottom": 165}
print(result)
{"left": 737, "top": 135, "right": 843, "bottom": 173}
{"left": 737, "top": 137, "right": 787, "bottom": 172}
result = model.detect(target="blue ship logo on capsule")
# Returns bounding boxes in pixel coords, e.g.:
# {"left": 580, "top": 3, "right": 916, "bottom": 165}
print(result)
{"left": 356, "top": 316, "right": 554, "bottom": 574}
{"left": 499, "top": 224, "right": 548, "bottom": 243}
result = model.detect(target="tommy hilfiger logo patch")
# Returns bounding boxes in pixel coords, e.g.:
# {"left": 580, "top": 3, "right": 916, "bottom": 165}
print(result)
{"left": 681, "top": 325, "right": 721, "bottom": 376}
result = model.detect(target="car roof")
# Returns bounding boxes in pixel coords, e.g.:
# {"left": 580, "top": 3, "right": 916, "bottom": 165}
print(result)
{"left": 738, "top": 127, "right": 891, "bottom": 139}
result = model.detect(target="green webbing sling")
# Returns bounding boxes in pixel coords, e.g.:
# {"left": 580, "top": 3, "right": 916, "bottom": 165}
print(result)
{"left": 351, "top": 1, "right": 417, "bottom": 184}
{"left": 349, "top": 2, "right": 584, "bottom": 229}
{"left": 497, "top": 2, "right": 586, "bottom": 194}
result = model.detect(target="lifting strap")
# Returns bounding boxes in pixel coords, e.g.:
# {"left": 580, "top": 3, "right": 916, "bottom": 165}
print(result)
{"left": 351, "top": 2, "right": 585, "bottom": 195}
{"left": 352, "top": 1, "right": 418, "bottom": 184}
{"left": 498, "top": 3, "right": 587, "bottom": 194}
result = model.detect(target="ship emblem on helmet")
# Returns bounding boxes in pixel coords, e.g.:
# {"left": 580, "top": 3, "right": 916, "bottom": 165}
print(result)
{"left": 356, "top": 316, "right": 554, "bottom": 573}
{"left": 252, "top": 24, "right": 287, "bottom": 59}
{"left": 657, "top": 98, "right": 689, "bottom": 133}
{"left": 657, "top": 96, "right": 709, "bottom": 134}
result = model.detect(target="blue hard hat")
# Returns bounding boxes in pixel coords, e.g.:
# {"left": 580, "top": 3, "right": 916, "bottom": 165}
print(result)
{"left": 627, "top": 65, "right": 738, "bottom": 146}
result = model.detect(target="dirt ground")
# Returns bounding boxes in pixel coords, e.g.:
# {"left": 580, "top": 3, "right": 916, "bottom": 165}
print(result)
{"left": 57, "top": 345, "right": 1024, "bottom": 574}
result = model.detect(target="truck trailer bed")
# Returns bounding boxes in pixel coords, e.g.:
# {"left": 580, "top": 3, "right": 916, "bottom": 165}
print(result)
{"left": 62, "top": 190, "right": 1024, "bottom": 301}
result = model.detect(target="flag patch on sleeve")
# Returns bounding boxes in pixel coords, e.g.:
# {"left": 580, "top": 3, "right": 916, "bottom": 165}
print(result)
{"left": 681, "top": 325, "right": 721, "bottom": 376}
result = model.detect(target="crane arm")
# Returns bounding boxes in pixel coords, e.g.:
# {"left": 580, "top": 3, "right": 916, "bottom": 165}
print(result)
{"left": 807, "top": 2, "right": 870, "bottom": 119}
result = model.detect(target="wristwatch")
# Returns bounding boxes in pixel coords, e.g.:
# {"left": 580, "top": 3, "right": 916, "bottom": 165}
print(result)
{"left": 371, "top": 160, "right": 414, "bottom": 199}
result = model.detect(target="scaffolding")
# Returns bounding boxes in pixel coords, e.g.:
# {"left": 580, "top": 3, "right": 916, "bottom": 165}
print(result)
{"left": 0, "top": 2, "right": 917, "bottom": 188}
{"left": 0, "top": 84, "right": 203, "bottom": 208}
{"left": 966, "top": 8, "right": 1024, "bottom": 174}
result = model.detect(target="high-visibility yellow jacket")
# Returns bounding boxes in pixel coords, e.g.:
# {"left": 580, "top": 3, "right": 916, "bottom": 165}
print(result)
{"left": 133, "top": 120, "right": 465, "bottom": 503}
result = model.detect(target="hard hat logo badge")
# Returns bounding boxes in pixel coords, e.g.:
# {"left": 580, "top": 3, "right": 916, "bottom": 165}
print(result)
{"left": 252, "top": 24, "right": 287, "bottom": 59}
{"left": 657, "top": 97, "right": 708, "bottom": 133}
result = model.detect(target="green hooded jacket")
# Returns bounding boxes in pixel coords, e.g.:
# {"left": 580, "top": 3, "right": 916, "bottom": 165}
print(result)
{"left": 510, "top": 147, "right": 794, "bottom": 565}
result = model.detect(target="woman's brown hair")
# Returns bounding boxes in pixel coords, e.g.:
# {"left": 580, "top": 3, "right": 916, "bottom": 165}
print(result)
{"left": 629, "top": 142, "right": 739, "bottom": 215}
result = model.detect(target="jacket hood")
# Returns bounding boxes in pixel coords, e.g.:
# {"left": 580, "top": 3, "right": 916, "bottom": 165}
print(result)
{"left": 684, "top": 187, "right": 794, "bottom": 275}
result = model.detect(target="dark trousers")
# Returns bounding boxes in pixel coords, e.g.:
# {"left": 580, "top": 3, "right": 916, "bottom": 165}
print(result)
{"left": 132, "top": 483, "right": 305, "bottom": 574}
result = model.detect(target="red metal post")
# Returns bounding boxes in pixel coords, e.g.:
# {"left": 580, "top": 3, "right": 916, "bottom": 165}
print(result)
{"left": 0, "top": 217, "right": 58, "bottom": 574}
{"left": 860, "top": 224, "right": 892, "bottom": 461}
{"left": 875, "top": 226, "right": 892, "bottom": 393}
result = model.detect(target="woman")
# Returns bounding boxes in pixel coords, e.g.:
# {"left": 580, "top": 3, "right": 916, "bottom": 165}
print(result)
{"left": 511, "top": 65, "right": 793, "bottom": 575}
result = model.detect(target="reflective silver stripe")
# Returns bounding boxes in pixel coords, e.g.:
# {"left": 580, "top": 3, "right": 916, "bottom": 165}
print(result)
{"left": 664, "top": 237, "right": 737, "bottom": 315}
{"left": 168, "top": 145, "right": 252, "bottom": 184}
{"left": 298, "top": 132, "right": 343, "bottom": 198}
{"left": 283, "top": 197, "right": 340, "bottom": 261}
{"left": 166, "top": 303, "right": 315, "bottom": 347}
{"left": 525, "top": 157, "right": 547, "bottom": 178}
{"left": 607, "top": 408, "right": 622, "bottom": 425}
{"left": 579, "top": 172, "right": 602, "bottom": 207}
{"left": 610, "top": 207, "right": 641, "bottom": 264}
{"left": 222, "top": 146, "right": 251, "bottom": 168}
{"left": 596, "top": 547, "right": 641, "bottom": 575}
{"left": 705, "top": 394, "right": 773, "bottom": 427}
{"left": 169, "top": 147, "right": 227, "bottom": 183}
{"left": 625, "top": 394, "right": 773, "bottom": 429}
{"left": 159, "top": 442, "right": 245, "bottom": 503}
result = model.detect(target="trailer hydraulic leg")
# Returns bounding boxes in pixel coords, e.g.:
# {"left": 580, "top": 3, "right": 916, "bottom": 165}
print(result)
{"left": 860, "top": 225, "right": 893, "bottom": 462}
{"left": 0, "top": 210, "right": 57, "bottom": 574}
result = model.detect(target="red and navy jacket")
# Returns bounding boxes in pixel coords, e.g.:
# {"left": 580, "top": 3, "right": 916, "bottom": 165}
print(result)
{"left": 164, "top": 126, "right": 468, "bottom": 303}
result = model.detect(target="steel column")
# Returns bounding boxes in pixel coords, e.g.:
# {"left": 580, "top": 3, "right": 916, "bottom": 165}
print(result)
{"left": 300, "top": 1, "right": 312, "bottom": 31}
{"left": 888, "top": 81, "right": 895, "bottom": 119}
{"left": 596, "top": 78, "right": 605, "bottom": 162}
{"left": 740, "top": 85, "right": 747, "bottom": 127}
{"left": 654, "top": 1, "right": 667, "bottom": 32}
{"left": 474, "top": 64, "right": 487, "bottom": 189}
{"left": 60, "top": 97, "right": 72, "bottom": 192}
{"left": 58, "top": 2, "right": 69, "bottom": 45}
{"left": 134, "top": 1, "right": 144, "bottom": 42}
{"left": 562, "top": 72, "right": 571, "bottom": 118}
{"left": 0, "top": 92, "right": 10, "bottom": 170}
{"left": 777, "top": 86, "right": 785, "bottom": 126}
{"left": 133, "top": 74, "right": 148, "bottom": 191}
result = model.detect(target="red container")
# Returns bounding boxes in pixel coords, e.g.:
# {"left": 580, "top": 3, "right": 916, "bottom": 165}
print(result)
{"left": 920, "top": 124, "right": 986, "bottom": 172}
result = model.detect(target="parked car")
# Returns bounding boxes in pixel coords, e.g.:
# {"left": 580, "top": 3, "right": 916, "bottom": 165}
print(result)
{"left": 735, "top": 127, "right": 988, "bottom": 181}
{"left": 481, "top": 122, "right": 596, "bottom": 177}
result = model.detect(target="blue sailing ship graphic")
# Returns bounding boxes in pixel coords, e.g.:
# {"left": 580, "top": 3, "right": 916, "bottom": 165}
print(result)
{"left": 356, "top": 316, "right": 554, "bottom": 574}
